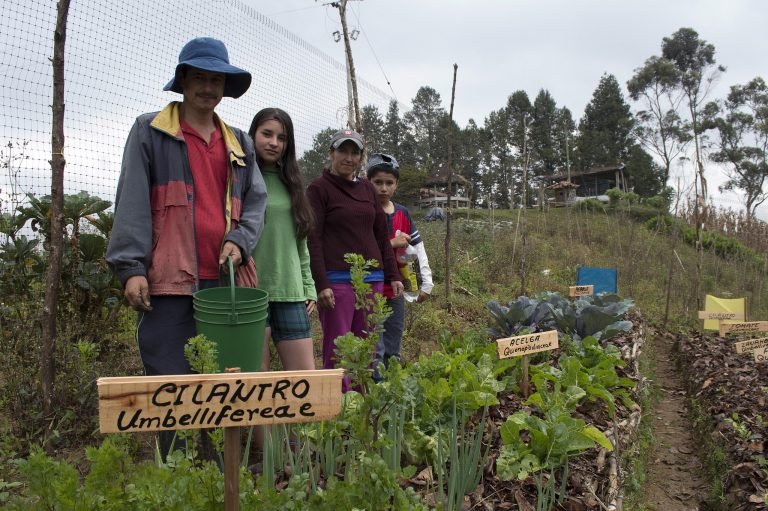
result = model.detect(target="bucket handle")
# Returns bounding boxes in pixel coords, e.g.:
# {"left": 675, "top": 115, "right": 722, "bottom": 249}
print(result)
{"left": 228, "top": 256, "right": 237, "bottom": 323}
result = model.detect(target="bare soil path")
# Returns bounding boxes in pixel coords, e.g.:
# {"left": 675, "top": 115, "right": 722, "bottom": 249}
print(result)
{"left": 641, "top": 331, "right": 708, "bottom": 510}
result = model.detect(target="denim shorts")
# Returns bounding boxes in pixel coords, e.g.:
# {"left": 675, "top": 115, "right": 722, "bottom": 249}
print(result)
{"left": 266, "top": 301, "right": 312, "bottom": 342}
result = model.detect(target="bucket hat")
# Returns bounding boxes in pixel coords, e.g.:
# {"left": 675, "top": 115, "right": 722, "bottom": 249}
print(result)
{"left": 163, "top": 37, "right": 252, "bottom": 98}
{"left": 329, "top": 129, "right": 365, "bottom": 150}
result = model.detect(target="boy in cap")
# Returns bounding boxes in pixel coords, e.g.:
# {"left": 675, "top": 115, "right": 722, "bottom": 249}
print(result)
{"left": 366, "top": 153, "right": 433, "bottom": 370}
{"left": 106, "top": 36, "right": 266, "bottom": 404}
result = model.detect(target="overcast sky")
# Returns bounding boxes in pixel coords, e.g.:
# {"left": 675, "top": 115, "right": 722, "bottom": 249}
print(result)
{"left": 266, "top": 0, "right": 768, "bottom": 218}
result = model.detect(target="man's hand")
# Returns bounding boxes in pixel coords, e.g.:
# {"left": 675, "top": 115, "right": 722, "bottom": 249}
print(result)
{"left": 219, "top": 241, "right": 242, "bottom": 268}
{"left": 390, "top": 231, "right": 411, "bottom": 249}
{"left": 318, "top": 288, "right": 335, "bottom": 309}
{"left": 124, "top": 275, "right": 152, "bottom": 312}
{"left": 416, "top": 290, "right": 430, "bottom": 303}
{"left": 391, "top": 280, "right": 404, "bottom": 298}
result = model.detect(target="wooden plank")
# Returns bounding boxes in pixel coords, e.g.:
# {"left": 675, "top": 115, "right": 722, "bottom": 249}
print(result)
{"left": 97, "top": 369, "right": 344, "bottom": 433}
{"left": 719, "top": 321, "right": 768, "bottom": 337}
{"left": 698, "top": 310, "right": 745, "bottom": 320}
{"left": 734, "top": 337, "right": 768, "bottom": 354}
{"left": 496, "top": 330, "right": 559, "bottom": 359}
{"left": 568, "top": 285, "right": 593, "bottom": 297}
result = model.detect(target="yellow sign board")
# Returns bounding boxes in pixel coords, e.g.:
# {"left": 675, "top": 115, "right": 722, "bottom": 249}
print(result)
{"left": 496, "top": 330, "right": 559, "bottom": 359}
{"left": 98, "top": 369, "right": 344, "bottom": 433}
{"left": 734, "top": 337, "right": 768, "bottom": 354}
{"left": 568, "top": 285, "right": 593, "bottom": 297}
{"left": 719, "top": 321, "right": 768, "bottom": 337}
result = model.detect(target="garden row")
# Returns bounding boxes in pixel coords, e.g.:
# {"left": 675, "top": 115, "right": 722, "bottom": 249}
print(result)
{"left": 5, "top": 290, "right": 645, "bottom": 510}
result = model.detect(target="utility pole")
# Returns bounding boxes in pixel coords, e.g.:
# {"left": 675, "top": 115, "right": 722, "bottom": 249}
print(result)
{"left": 332, "top": 0, "right": 362, "bottom": 133}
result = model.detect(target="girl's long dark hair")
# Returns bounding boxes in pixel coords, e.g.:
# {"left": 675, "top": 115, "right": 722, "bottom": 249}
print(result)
{"left": 248, "top": 108, "right": 313, "bottom": 239}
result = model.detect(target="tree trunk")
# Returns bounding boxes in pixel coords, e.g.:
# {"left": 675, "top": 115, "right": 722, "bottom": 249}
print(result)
{"left": 42, "top": 0, "right": 71, "bottom": 417}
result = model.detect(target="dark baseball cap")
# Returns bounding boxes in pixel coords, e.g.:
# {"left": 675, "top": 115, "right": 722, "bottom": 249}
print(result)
{"left": 366, "top": 153, "right": 400, "bottom": 179}
{"left": 329, "top": 129, "right": 365, "bottom": 150}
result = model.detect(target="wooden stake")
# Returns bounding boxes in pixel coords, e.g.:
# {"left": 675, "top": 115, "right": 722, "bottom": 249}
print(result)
{"left": 521, "top": 356, "right": 530, "bottom": 398}
{"left": 444, "top": 63, "right": 458, "bottom": 299}
{"left": 224, "top": 367, "right": 241, "bottom": 511}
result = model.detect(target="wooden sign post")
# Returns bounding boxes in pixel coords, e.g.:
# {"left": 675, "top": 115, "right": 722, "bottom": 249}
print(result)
{"left": 568, "top": 285, "right": 593, "bottom": 298}
{"left": 697, "top": 311, "right": 745, "bottom": 321}
{"left": 496, "top": 330, "right": 559, "bottom": 397}
{"left": 98, "top": 369, "right": 343, "bottom": 511}
{"left": 733, "top": 337, "right": 768, "bottom": 354}
{"left": 719, "top": 321, "right": 768, "bottom": 337}
{"left": 754, "top": 347, "right": 768, "bottom": 363}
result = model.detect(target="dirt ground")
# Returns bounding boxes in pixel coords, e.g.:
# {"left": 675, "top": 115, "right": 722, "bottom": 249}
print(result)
{"left": 641, "top": 332, "right": 707, "bottom": 510}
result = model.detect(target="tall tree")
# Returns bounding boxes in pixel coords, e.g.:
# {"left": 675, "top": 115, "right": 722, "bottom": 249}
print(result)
{"left": 575, "top": 74, "right": 634, "bottom": 170}
{"left": 661, "top": 27, "right": 724, "bottom": 310}
{"left": 456, "top": 119, "right": 485, "bottom": 207}
{"left": 661, "top": 27, "right": 725, "bottom": 201}
{"left": 553, "top": 106, "right": 577, "bottom": 178}
{"left": 404, "top": 86, "right": 446, "bottom": 169}
{"left": 530, "top": 89, "right": 559, "bottom": 177}
{"left": 705, "top": 77, "right": 768, "bottom": 222}
{"left": 298, "top": 127, "right": 335, "bottom": 180}
{"left": 382, "top": 100, "right": 403, "bottom": 157}
{"left": 505, "top": 91, "right": 533, "bottom": 207}
{"left": 483, "top": 108, "right": 513, "bottom": 208}
{"left": 625, "top": 144, "right": 665, "bottom": 197}
{"left": 627, "top": 55, "right": 691, "bottom": 185}
{"left": 360, "top": 104, "right": 385, "bottom": 154}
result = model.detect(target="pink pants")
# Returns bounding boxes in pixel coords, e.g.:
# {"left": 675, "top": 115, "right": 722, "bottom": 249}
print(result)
{"left": 318, "top": 281, "right": 383, "bottom": 391}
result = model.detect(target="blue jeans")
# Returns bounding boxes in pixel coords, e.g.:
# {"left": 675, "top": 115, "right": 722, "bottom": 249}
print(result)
{"left": 374, "top": 294, "right": 405, "bottom": 369}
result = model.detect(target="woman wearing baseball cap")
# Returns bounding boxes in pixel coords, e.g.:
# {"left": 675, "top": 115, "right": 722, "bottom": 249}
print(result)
{"left": 306, "top": 130, "right": 403, "bottom": 391}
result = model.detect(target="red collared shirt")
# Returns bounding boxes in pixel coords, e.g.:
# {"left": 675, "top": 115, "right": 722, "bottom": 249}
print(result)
{"left": 180, "top": 119, "right": 228, "bottom": 279}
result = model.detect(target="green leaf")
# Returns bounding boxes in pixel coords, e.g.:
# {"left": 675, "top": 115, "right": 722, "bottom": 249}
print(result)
{"left": 581, "top": 425, "right": 614, "bottom": 450}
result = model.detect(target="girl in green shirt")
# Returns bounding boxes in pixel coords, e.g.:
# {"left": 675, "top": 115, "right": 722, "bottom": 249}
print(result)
{"left": 248, "top": 108, "right": 316, "bottom": 371}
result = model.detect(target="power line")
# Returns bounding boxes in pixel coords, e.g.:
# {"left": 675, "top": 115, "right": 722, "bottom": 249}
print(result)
{"left": 349, "top": 2, "right": 397, "bottom": 101}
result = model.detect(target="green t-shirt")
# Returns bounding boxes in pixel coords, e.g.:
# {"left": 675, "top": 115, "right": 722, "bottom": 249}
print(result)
{"left": 251, "top": 166, "right": 316, "bottom": 302}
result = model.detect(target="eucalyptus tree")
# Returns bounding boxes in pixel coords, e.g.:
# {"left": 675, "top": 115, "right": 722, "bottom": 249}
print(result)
{"left": 661, "top": 27, "right": 725, "bottom": 202}
{"left": 705, "top": 77, "right": 768, "bottom": 223}
{"left": 627, "top": 55, "right": 692, "bottom": 185}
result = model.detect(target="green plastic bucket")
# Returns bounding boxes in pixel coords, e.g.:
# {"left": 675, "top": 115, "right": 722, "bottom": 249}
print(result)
{"left": 193, "top": 258, "right": 269, "bottom": 373}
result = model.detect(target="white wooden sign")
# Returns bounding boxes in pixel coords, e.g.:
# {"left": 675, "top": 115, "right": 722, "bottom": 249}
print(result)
{"left": 98, "top": 369, "right": 344, "bottom": 434}
{"left": 734, "top": 337, "right": 768, "bottom": 355}
{"left": 569, "top": 285, "right": 593, "bottom": 297}
{"left": 698, "top": 311, "right": 745, "bottom": 321}
{"left": 719, "top": 321, "right": 768, "bottom": 337}
{"left": 496, "top": 330, "right": 559, "bottom": 359}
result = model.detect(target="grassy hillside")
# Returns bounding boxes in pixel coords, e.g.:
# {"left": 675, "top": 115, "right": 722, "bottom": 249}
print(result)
{"left": 401, "top": 205, "right": 768, "bottom": 357}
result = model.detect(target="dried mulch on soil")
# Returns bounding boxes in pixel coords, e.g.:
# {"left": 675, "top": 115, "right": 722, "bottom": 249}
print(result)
{"left": 677, "top": 329, "right": 768, "bottom": 510}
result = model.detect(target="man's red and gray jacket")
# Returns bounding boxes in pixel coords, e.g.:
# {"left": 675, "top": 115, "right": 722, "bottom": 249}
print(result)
{"left": 106, "top": 102, "right": 266, "bottom": 295}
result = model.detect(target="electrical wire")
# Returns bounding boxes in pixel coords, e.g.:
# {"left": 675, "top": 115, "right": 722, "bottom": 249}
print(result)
{"left": 349, "top": 2, "right": 397, "bottom": 101}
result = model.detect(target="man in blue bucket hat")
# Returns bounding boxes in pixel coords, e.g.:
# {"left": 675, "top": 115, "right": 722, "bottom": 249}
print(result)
{"left": 106, "top": 38, "right": 266, "bottom": 443}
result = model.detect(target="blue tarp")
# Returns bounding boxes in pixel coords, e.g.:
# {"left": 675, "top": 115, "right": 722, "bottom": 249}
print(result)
{"left": 576, "top": 266, "right": 618, "bottom": 294}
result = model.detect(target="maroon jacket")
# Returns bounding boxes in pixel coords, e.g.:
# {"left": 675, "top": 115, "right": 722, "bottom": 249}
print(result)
{"left": 307, "top": 170, "right": 400, "bottom": 292}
